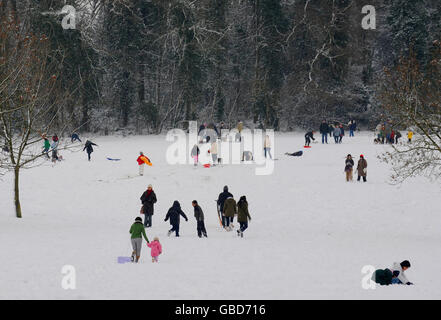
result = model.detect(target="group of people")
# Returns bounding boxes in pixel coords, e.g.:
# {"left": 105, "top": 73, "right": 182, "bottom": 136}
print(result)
{"left": 344, "top": 154, "right": 368, "bottom": 182}
{"left": 374, "top": 122, "right": 413, "bottom": 145}
{"left": 318, "top": 120, "right": 357, "bottom": 145}
{"left": 216, "top": 186, "right": 252, "bottom": 237}
{"left": 39, "top": 132, "right": 98, "bottom": 162}
{"left": 129, "top": 184, "right": 252, "bottom": 263}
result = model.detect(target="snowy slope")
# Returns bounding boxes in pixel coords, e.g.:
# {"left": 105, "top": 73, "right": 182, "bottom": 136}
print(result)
{"left": 0, "top": 132, "right": 440, "bottom": 299}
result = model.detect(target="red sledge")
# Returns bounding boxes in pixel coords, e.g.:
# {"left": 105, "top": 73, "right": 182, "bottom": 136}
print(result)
{"left": 203, "top": 164, "right": 211, "bottom": 168}
{"left": 304, "top": 146, "right": 311, "bottom": 148}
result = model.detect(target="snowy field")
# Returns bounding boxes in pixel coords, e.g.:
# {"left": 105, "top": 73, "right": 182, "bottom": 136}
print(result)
{"left": 0, "top": 132, "right": 440, "bottom": 300}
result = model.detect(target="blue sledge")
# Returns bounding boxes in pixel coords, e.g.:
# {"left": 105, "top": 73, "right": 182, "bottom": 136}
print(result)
{"left": 107, "top": 157, "right": 121, "bottom": 161}
{"left": 117, "top": 256, "right": 132, "bottom": 264}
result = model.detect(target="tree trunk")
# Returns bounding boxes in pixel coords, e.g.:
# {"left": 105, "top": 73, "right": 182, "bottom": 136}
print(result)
{"left": 14, "top": 166, "right": 22, "bottom": 218}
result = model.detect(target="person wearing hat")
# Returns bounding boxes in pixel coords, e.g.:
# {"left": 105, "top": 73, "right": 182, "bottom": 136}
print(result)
{"left": 357, "top": 154, "right": 368, "bottom": 182}
{"left": 164, "top": 201, "right": 188, "bottom": 237}
{"left": 140, "top": 184, "right": 157, "bottom": 228}
{"left": 129, "top": 217, "right": 150, "bottom": 263}
{"left": 217, "top": 186, "right": 233, "bottom": 227}
{"left": 344, "top": 154, "right": 354, "bottom": 182}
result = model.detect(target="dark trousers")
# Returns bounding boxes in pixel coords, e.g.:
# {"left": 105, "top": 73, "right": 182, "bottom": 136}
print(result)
{"left": 239, "top": 222, "right": 248, "bottom": 232}
{"left": 334, "top": 136, "right": 339, "bottom": 143}
{"left": 357, "top": 175, "right": 367, "bottom": 182}
{"left": 349, "top": 130, "right": 354, "bottom": 137}
{"left": 197, "top": 220, "right": 207, "bottom": 237}
{"left": 305, "top": 137, "right": 311, "bottom": 146}
{"left": 87, "top": 151, "right": 92, "bottom": 161}
{"left": 321, "top": 133, "right": 327, "bottom": 144}
{"left": 224, "top": 216, "right": 230, "bottom": 227}
{"left": 339, "top": 135, "right": 343, "bottom": 143}
{"left": 144, "top": 214, "right": 152, "bottom": 227}
{"left": 169, "top": 224, "right": 180, "bottom": 236}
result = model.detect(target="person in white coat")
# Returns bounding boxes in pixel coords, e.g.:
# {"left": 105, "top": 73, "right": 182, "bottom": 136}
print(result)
{"left": 391, "top": 260, "right": 413, "bottom": 285}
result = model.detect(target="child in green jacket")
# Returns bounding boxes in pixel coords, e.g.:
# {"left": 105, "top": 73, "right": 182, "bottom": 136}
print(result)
{"left": 130, "top": 217, "right": 150, "bottom": 263}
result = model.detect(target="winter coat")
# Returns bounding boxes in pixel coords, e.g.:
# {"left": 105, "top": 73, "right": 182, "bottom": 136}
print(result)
{"left": 340, "top": 127, "right": 345, "bottom": 136}
{"left": 51, "top": 141, "right": 59, "bottom": 150}
{"left": 191, "top": 145, "right": 200, "bottom": 157}
{"left": 357, "top": 158, "right": 368, "bottom": 177}
{"left": 84, "top": 141, "right": 97, "bottom": 153}
{"left": 217, "top": 191, "right": 233, "bottom": 212}
{"left": 391, "top": 262, "right": 410, "bottom": 285}
{"left": 210, "top": 142, "right": 218, "bottom": 155}
{"left": 264, "top": 136, "right": 271, "bottom": 148}
{"left": 305, "top": 132, "right": 315, "bottom": 140}
{"left": 408, "top": 131, "right": 413, "bottom": 139}
{"left": 319, "top": 123, "right": 329, "bottom": 134}
{"left": 396, "top": 131, "right": 402, "bottom": 138}
{"left": 130, "top": 221, "right": 149, "bottom": 242}
{"left": 165, "top": 201, "right": 188, "bottom": 225}
{"left": 345, "top": 158, "right": 354, "bottom": 172}
{"left": 237, "top": 122, "right": 243, "bottom": 133}
{"left": 223, "top": 197, "right": 237, "bottom": 217}
{"left": 237, "top": 200, "right": 251, "bottom": 223}
{"left": 333, "top": 127, "right": 341, "bottom": 137}
{"left": 44, "top": 139, "right": 51, "bottom": 150}
{"left": 194, "top": 205, "right": 204, "bottom": 222}
{"left": 140, "top": 190, "right": 157, "bottom": 215}
{"left": 147, "top": 240, "right": 162, "bottom": 257}
{"left": 371, "top": 268, "right": 393, "bottom": 286}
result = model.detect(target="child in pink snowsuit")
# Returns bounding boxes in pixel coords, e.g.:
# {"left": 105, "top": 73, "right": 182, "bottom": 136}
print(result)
{"left": 147, "top": 237, "right": 162, "bottom": 262}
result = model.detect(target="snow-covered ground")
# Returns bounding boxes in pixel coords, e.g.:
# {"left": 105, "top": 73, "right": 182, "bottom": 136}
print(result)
{"left": 0, "top": 132, "right": 440, "bottom": 299}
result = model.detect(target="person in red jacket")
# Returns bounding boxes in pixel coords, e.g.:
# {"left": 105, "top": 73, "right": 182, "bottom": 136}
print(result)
{"left": 137, "top": 152, "right": 151, "bottom": 176}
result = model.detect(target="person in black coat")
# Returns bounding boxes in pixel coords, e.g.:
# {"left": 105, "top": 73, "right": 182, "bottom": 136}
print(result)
{"left": 192, "top": 200, "right": 207, "bottom": 238}
{"left": 165, "top": 201, "right": 188, "bottom": 237}
{"left": 305, "top": 131, "right": 315, "bottom": 146}
{"left": 319, "top": 121, "right": 329, "bottom": 144}
{"left": 217, "top": 186, "right": 233, "bottom": 227}
{"left": 83, "top": 140, "right": 98, "bottom": 161}
{"left": 140, "top": 184, "right": 157, "bottom": 228}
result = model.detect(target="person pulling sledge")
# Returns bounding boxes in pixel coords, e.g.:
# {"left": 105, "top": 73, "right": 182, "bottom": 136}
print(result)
{"left": 223, "top": 196, "right": 237, "bottom": 231}
{"left": 217, "top": 186, "right": 233, "bottom": 227}
{"left": 129, "top": 217, "right": 150, "bottom": 263}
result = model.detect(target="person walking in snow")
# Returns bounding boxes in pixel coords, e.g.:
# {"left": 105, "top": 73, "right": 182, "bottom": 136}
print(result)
{"left": 191, "top": 144, "right": 200, "bottom": 166}
{"left": 344, "top": 154, "right": 354, "bottom": 182}
{"left": 217, "top": 186, "right": 233, "bottom": 227}
{"left": 210, "top": 140, "right": 218, "bottom": 166}
{"left": 333, "top": 125, "right": 341, "bottom": 144}
{"left": 129, "top": 217, "right": 150, "bottom": 263}
{"left": 140, "top": 184, "right": 157, "bottom": 228}
{"left": 83, "top": 140, "right": 98, "bottom": 161}
{"left": 165, "top": 201, "right": 188, "bottom": 237}
{"left": 357, "top": 154, "right": 368, "bottom": 182}
{"left": 339, "top": 124, "right": 345, "bottom": 143}
{"left": 328, "top": 123, "right": 334, "bottom": 138}
{"left": 223, "top": 196, "right": 237, "bottom": 231}
{"left": 147, "top": 237, "right": 162, "bottom": 263}
{"left": 319, "top": 121, "right": 329, "bottom": 144}
{"left": 237, "top": 196, "right": 251, "bottom": 237}
{"left": 264, "top": 135, "right": 272, "bottom": 159}
{"left": 192, "top": 200, "right": 207, "bottom": 238}
{"left": 305, "top": 131, "right": 315, "bottom": 147}
{"left": 42, "top": 136, "right": 51, "bottom": 159}
{"left": 395, "top": 131, "right": 402, "bottom": 144}
{"left": 348, "top": 120, "right": 356, "bottom": 137}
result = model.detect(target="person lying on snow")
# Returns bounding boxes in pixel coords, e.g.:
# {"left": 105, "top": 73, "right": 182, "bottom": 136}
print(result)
{"left": 371, "top": 260, "right": 413, "bottom": 286}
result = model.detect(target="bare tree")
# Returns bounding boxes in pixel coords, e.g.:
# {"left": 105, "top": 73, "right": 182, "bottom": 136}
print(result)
{"left": 378, "top": 42, "right": 441, "bottom": 183}
{"left": 0, "top": 15, "right": 74, "bottom": 218}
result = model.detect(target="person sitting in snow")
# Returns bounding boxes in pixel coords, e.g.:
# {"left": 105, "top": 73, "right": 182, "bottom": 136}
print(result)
{"left": 372, "top": 260, "right": 413, "bottom": 286}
